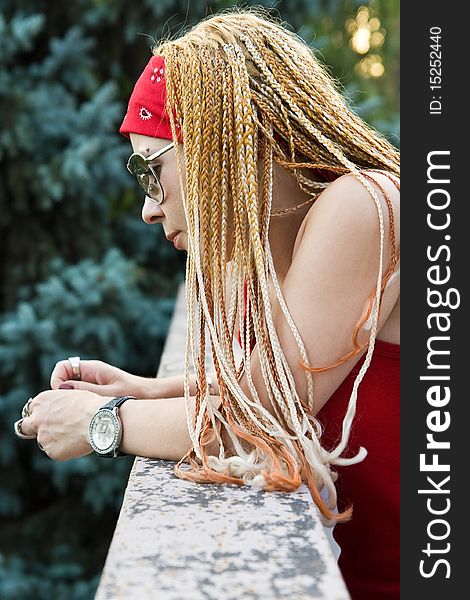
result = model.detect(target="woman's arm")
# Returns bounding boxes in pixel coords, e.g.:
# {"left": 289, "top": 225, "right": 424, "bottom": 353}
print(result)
{"left": 50, "top": 359, "right": 220, "bottom": 400}
{"left": 142, "top": 371, "right": 219, "bottom": 400}
{"left": 18, "top": 388, "right": 228, "bottom": 462}
{"left": 118, "top": 394, "right": 225, "bottom": 460}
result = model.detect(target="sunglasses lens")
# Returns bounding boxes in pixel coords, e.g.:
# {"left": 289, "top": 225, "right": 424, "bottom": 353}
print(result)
{"left": 127, "top": 156, "right": 163, "bottom": 203}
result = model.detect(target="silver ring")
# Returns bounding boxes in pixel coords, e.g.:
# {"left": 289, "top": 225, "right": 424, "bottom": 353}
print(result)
{"left": 68, "top": 356, "right": 81, "bottom": 380}
{"left": 21, "top": 398, "right": 33, "bottom": 419}
{"left": 37, "top": 439, "right": 45, "bottom": 451}
{"left": 13, "top": 418, "right": 37, "bottom": 440}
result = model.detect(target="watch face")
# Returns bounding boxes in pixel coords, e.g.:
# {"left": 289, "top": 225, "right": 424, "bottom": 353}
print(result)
{"left": 89, "top": 410, "right": 119, "bottom": 454}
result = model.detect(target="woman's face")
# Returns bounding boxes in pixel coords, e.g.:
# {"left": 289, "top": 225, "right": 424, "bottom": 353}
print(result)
{"left": 129, "top": 132, "right": 188, "bottom": 251}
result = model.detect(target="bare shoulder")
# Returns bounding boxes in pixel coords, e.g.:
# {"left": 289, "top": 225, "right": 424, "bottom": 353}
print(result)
{"left": 306, "top": 170, "right": 399, "bottom": 244}
{"left": 292, "top": 169, "right": 400, "bottom": 273}
{"left": 316, "top": 169, "right": 400, "bottom": 204}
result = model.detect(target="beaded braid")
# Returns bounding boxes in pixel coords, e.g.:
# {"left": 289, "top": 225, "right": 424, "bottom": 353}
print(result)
{"left": 152, "top": 9, "right": 399, "bottom": 523}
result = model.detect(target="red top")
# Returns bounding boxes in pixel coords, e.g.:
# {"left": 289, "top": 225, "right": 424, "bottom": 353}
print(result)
{"left": 316, "top": 339, "right": 400, "bottom": 600}
{"left": 236, "top": 279, "right": 399, "bottom": 599}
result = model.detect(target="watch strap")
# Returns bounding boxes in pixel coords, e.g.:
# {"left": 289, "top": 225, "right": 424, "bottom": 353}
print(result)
{"left": 100, "top": 395, "right": 137, "bottom": 412}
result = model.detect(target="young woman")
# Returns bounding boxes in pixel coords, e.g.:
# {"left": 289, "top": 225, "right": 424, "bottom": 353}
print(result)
{"left": 16, "top": 11, "right": 400, "bottom": 599}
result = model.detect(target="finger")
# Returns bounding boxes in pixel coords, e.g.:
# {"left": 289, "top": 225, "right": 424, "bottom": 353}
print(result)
{"left": 50, "top": 359, "right": 102, "bottom": 389}
{"left": 36, "top": 435, "right": 47, "bottom": 454}
{"left": 50, "top": 360, "right": 74, "bottom": 389}
{"left": 58, "top": 379, "right": 106, "bottom": 394}
{"left": 20, "top": 415, "right": 37, "bottom": 437}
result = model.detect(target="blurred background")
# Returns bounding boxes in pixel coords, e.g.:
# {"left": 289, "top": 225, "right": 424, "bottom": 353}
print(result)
{"left": 0, "top": 0, "right": 399, "bottom": 598}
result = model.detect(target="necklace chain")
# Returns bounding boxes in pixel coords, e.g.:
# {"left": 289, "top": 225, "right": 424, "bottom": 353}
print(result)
{"left": 226, "top": 195, "right": 318, "bottom": 228}
{"left": 270, "top": 195, "right": 317, "bottom": 217}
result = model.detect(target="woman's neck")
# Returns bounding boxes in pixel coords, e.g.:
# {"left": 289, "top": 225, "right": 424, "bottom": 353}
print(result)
{"left": 268, "top": 162, "right": 314, "bottom": 282}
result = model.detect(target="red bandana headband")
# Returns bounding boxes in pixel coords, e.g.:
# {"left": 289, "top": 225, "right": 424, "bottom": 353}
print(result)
{"left": 119, "top": 55, "right": 182, "bottom": 143}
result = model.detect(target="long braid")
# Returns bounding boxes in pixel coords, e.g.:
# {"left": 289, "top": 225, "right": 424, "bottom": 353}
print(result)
{"left": 152, "top": 9, "right": 399, "bottom": 523}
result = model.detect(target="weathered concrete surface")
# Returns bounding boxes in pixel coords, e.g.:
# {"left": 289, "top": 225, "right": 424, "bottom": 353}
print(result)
{"left": 94, "top": 284, "right": 350, "bottom": 600}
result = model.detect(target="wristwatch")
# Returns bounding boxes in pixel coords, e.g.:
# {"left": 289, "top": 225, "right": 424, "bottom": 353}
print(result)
{"left": 88, "top": 396, "right": 136, "bottom": 458}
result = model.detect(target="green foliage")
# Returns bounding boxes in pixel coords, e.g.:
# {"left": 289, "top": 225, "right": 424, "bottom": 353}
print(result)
{"left": 0, "top": 0, "right": 398, "bottom": 598}
{"left": 1, "top": 249, "right": 175, "bottom": 382}
{"left": 0, "top": 553, "right": 100, "bottom": 600}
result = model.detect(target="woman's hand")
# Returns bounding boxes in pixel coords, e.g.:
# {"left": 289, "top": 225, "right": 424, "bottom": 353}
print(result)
{"left": 50, "top": 359, "right": 151, "bottom": 399}
{"left": 20, "top": 390, "right": 110, "bottom": 461}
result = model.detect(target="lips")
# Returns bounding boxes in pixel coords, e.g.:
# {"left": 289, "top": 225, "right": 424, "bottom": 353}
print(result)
{"left": 165, "top": 231, "right": 181, "bottom": 242}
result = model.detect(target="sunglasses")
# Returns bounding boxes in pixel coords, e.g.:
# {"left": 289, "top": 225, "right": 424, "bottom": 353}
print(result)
{"left": 126, "top": 141, "right": 175, "bottom": 204}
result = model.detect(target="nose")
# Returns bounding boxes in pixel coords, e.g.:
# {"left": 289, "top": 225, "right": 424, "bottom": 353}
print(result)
{"left": 141, "top": 196, "right": 164, "bottom": 224}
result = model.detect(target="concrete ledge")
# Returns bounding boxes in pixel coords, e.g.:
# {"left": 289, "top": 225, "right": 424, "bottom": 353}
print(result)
{"left": 94, "top": 284, "right": 350, "bottom": 600}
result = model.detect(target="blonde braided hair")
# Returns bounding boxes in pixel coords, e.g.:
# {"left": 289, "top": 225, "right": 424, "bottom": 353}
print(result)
{"left": 152, "top": 9, "right": 400, "bottom": 524}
